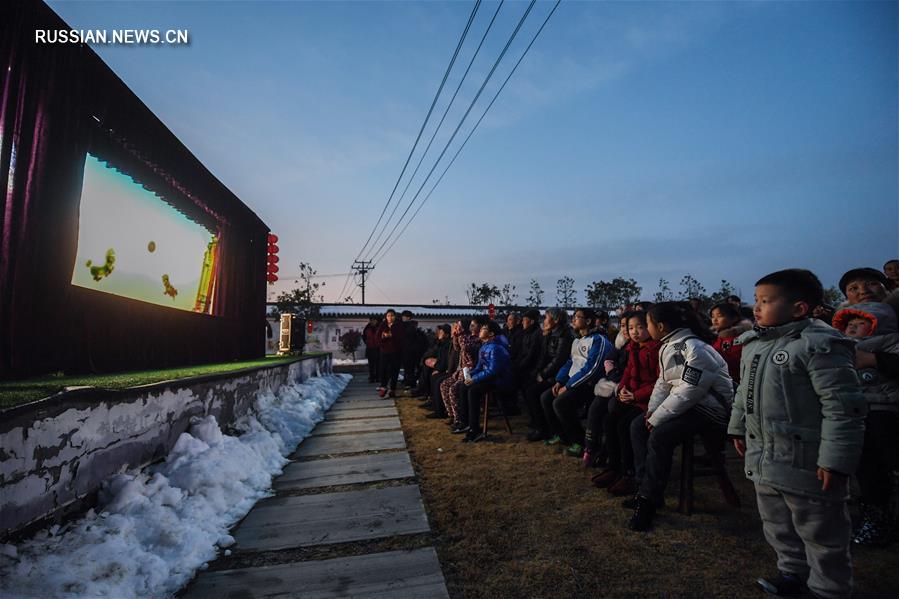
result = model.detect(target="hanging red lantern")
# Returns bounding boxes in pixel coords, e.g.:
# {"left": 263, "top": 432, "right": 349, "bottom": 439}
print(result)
{"left": 267, "top": 273, "right": 278, "bottom": 283}
{"left": 267, "top": 254, "right": 279, "bottom": 264}
{"left": 268, "top": 233, "right": 279, "bottom": 244}
{"left": 268, "top": 264, "right": 279, "bottom": 274}
{"left": 307, "top": 320, "right": 314, "bottom": 334}
{"left": 267, "top": 243, "right": 279, "bottom": 254}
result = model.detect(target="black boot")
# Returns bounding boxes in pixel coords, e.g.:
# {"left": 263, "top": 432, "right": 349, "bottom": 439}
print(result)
{"left": 756, "top": 572, "right": 805, "bottom": 597}
{"left": 627, "top": 495, "right": 656, "bottom": 531}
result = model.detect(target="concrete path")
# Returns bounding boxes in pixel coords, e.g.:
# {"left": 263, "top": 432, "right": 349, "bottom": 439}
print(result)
{"left": 184, "top": 376, "right": 449, "bottom": 598}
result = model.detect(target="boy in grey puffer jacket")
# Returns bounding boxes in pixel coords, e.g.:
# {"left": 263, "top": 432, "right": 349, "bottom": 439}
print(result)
{"left": 729, "top": 270, "right": 867, "bottom": 599}
{"left": 832, "top": 301, "right": 899, "bottom": 547}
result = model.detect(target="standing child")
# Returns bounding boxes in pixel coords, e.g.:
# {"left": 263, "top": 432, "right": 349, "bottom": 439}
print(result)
{"left": 710, "top": 302, "right": 753, "bottom": 383}
{"left": 729, "top": 269, "right": 867, "bottom": 598}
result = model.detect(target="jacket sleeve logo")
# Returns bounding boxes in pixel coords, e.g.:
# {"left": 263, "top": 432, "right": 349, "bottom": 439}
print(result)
{"left": 772, "top": 350, "right": 789, "bottom": 365}
{"left": 682, "top": 364, "right": 702, "bottom": 386}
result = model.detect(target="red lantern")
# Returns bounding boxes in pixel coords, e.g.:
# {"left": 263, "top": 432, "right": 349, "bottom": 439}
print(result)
{"left": 267, "top": 273, "right": 278, "bottom": 283}
{"left": 307, "top": 320, "right": 314, "bottom": 334}
{"left": 268, "top": 264, "right": 279, "bottom": 274}
{"left": 267, "top": 254, "right": 279, "bottom": 264}
{"left": 267, "top": 244, "right": 279, "bottom": 253}
{"left": 267, "top": 233, "right": 279, "bottom": 244}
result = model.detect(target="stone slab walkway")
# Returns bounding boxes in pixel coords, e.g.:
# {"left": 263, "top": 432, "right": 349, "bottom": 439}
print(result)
{"left": 183, "top": 376, "right": 448, "bottom": 598}
{"left": 186, "top": 548, "right": 449, "bottom": 599}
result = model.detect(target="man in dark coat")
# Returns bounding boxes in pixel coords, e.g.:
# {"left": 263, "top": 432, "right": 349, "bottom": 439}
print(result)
{"left": 401, "top": 310, "right": 427, "bottom": 389}
{"left": 524, "top": 308, "right": 574, "bottom": 441}
{"left": 363, "top": 316, "right": 381, "bottom": 383}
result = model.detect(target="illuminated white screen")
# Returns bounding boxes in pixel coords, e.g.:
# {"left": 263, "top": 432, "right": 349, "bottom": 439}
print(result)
{"left": 71, "top": 154, "right": 217, "bottom": 313}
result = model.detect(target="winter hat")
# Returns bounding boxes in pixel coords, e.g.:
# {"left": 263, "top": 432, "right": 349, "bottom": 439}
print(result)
{"left": 838, "top": 268, "right": 888, "bottom": 295}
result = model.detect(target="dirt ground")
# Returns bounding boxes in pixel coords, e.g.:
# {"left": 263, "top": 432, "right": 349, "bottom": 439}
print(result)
{"left": 396, "top": 396, "right": 898, "bottom": 599}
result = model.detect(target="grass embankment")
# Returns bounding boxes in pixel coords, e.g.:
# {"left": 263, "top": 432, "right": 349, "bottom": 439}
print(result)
{"left": 0, "top": 353, "right": 327, "bottom": 409}
{"left": 395, "top": 396, "right": 897, "bottom": 599}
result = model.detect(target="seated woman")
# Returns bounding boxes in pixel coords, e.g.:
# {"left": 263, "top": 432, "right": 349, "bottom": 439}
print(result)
{"left": 540, "top": 308, "right": 613, "bottom": 456}
{"left": 459, "top": 320, "right": 515, "bottom": 443}
{"left": 591, "top": 311, "right": 660, "bottom": 496}
{"left": 627, "top": 302, "right": 734, "bottom": 531}
{"left": 443, "top": 317, "right": 487, "bottom": 433}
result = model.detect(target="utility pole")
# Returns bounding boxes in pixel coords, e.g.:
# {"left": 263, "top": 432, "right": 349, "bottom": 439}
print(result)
{"left": 352, "top": 260, "right": 374, "bottom": 304}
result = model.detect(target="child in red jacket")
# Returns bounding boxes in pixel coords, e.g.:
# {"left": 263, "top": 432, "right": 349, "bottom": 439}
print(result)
{"left": 710, "top": 302, "right": 752, "bottom": 383}
{"left": 591, "top": 311, "right": 660, "bottom": 496}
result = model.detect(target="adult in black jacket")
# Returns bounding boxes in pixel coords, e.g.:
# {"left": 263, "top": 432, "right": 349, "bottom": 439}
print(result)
{"left": 524, "top": 308, "right": 574, "bottom": 441}
{"left": 503, "top": 313, "right": 524, "bottom": 364}
{"left": 415, "top": 325, "right": 451, "bottom": 400}
{"left": 401, "top": 311, "right": 426, "bottom": 388}
{"left": 517, "top": 309, "right": 544, "bottom": 381}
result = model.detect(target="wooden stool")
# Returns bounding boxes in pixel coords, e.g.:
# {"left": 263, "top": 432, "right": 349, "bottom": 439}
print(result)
{"left": 678, "top": 433, "right": 740, "bottom": 515}
{"left": 482, "top": 391, "right": 513, "bottom": 436}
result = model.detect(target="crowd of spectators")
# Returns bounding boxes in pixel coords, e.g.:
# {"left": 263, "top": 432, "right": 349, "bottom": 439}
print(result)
{"left": 362, "top": 261, "right": 898, "bottom": 598}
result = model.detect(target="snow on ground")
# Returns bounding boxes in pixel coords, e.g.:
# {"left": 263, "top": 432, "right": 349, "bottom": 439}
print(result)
{"left": 0, "top": 373, "right": 351, "bottom": 599}
{"left": 332, "top": 358, "right": 368, "bottom": 365}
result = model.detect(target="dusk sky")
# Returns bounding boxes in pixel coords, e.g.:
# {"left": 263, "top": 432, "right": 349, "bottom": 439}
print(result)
{"left": 49, "top": 0, "right": 898, "bottom": 306}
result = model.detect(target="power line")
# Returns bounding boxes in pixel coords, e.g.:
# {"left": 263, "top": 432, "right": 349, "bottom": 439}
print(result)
{"left": 362, "top": 0, "right": 505, "bottom": 260}
{"left": 372, "top": 0, "right": 563, "bottom": 267}
{"left": 336, "top": 0, "right": 480, "bottom": 304}
{"left": 365, "top": 0, "right": 538, "bottom": 264}
{"left": 353, "top": 0, "right": 482, "bottom": 264}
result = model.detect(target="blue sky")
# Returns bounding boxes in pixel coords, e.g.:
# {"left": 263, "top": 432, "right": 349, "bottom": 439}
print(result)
{"left": 49, "top": 0, "right": 898, "bottom": 305}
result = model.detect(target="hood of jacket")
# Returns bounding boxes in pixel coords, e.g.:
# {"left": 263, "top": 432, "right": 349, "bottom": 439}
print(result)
{"left": 832, "top": 301, "right": 897, "bottom": 336}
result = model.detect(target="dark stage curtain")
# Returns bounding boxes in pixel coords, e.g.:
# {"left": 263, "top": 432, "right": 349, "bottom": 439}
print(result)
{"left": 1, "top": 2, "right": 268, "bottom": 379}
{"left": 1, "top": 3, "right": 91, "bottom": 378}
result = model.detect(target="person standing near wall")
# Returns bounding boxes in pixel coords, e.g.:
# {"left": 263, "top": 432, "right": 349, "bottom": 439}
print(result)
{"left": 363, "top": 316, "right": 381, "bottom": 383}
{"left": 377, "top": 309, "right": 404, "bottom": 398}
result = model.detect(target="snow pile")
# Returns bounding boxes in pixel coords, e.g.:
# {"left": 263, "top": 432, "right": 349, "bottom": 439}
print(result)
{"left": 0, "top": 373, "right": 350, "bottom": 599}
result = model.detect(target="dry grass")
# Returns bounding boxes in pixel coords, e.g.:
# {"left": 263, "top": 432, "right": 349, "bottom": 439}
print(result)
{"left": 396, "top": 397, "right": 897, "bottom": 599}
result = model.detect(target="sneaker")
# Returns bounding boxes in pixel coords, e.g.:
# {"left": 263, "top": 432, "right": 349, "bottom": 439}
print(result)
{"left": 627, "top": 496, "right": 656, "bottom": 532}
{"left": 543, "top": 435, "right": 561, "bottom": 446}
{"left": 462, "top": 431, "right": 486, "bottom": 443}
{"left": 526, "top": 430, "right": 548, "bottom": 443}
{"left": 853, "top": 504, "right": 894, "bottom": 547}
{"left": 608, "top": 475, "right": 638, "bottom": 497}
{"left": 565, "top": 443, "right": 584, "bottom": 458}
{"left": 451, "top": 424, "right": 470, "bottom": 435}
{"left": 756, "top": 573, "right": 805, "bottom": 597}
{"left": 591, "top": 468, "right": 621, "bottom": 489}
{"left": 377, "top": 387, "right": 387, "bottom": 398}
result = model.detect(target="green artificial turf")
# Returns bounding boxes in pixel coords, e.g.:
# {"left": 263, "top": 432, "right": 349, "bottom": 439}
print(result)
{"left": 0, "top": 353, "right": 328, "bottom": 409}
